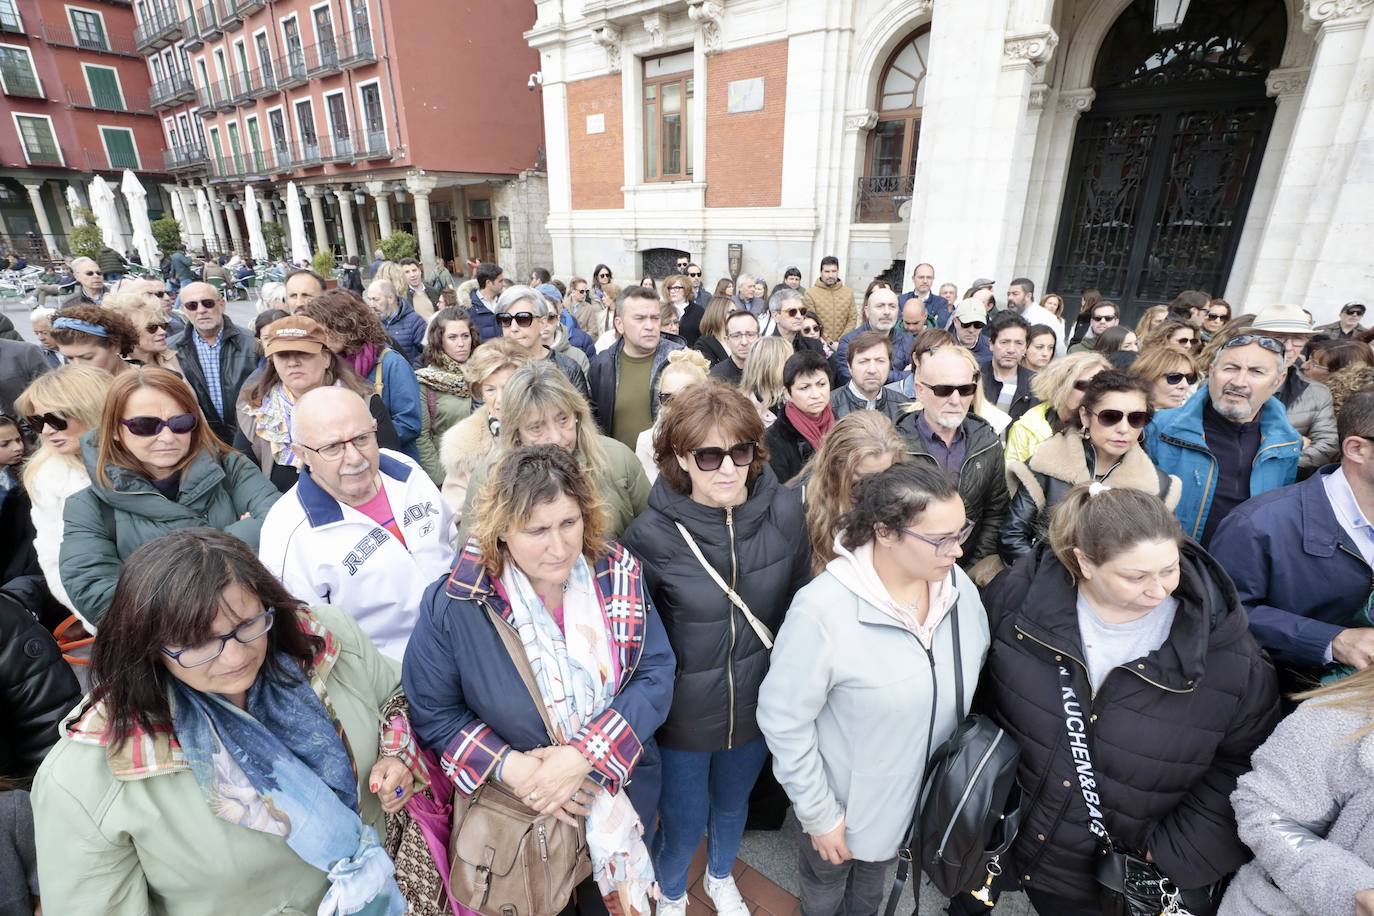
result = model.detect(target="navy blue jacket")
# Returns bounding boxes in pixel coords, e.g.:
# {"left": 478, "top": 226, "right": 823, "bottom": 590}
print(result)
{"left": 403, "top": 540, "right": 675, "bottom": 826}
{"left": 467, "top": 289, "right": 501, "bottom": 342}
{"left": 381, "top": 299, "right": 428, "bottom": 367}
{"left": 1209, "top": 465, "right": 1373, "bottom": 670}
{"left": 899, "top": 290, "right": 949, "bottom": 329}
{"left": 568, "top": 323, "right": 597, "bottom": 363}
{"left": 832, "top": 324, "right": 913, "bottom": 385}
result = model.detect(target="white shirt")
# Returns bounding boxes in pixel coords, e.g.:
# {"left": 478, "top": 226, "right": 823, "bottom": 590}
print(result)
{"left": 1021, "top": 301, "right": 1066, "bottom": 357}
{"left": 1324, "top": 466, "right": 1374, "bottom": 567}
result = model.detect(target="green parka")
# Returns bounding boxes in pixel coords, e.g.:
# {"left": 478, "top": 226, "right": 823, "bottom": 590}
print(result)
{"left": 416, "top": 382, "right": 473, "bottom": 486}
{"left": 58, "top": 432, "right": 280, "bottom": 626}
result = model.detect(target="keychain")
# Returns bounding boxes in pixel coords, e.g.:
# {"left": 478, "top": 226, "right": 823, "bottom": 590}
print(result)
{"left": 968, "top": 856, "right": 1002, "bottom": 907}
{"left": 1159, "top": 878, "right": 1196, "bottom": 916}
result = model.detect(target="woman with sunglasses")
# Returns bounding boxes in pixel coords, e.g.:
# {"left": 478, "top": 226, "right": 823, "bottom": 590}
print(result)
{"left": 49, "top": 303, "right": 138, "bottom": 375}
{"left": 999, "top": 371, "right": 1180, "bottom": 564}
{"left": 1130, "top": 346, "right": 1200, "bottom": 410}
{"left": 34, "top": 528, "right": 425, "bottom": 916}
{"left": 1005, "top": 352, "right": 1111, "bottom": 465}
{"left": 106, "top": 292, "right": 183, "bottom": 376}
{"left": 758, "top": 463, "right": 988, "bottom": 916}
{"left": 590, "top": 263, "right": 620, "bottom": 307}
{"left": 1142, "top": 319, "right": 1198, "bottom": 356}
{"left": 635, "top": 349, "right": 709, "bottom": 483}
{"left": 982, "top": 485, "right": 1278, "bottom": 916}
{"left": 1201, "top": 299, "right": 1232, "bottom": 342}
{"left": 58, "top": 368, "right": 280, "bottom": 627}
{"left": 15, "top": 365, "right": 113, "bottom": 616}
{"left": 621, "top": 380, "right": 810, "bottom": 916}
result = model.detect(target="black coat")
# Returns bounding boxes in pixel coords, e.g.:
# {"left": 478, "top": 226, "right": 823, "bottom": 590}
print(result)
{"left": 981, "top": 544, "right": 1279, "bottom": 904}
{"left": 764, "top": 408, "right": 816, "bottom": 484}
{"left": 978, "top": 362, "right": 1040, "bottom": 421}
{"left": 679, "top": 303, "right": 704, "bottom": 347}
{"left": 693, "top": 334, "right": 729, "bottom": 368}
{"left": 173, "top": 319, "right": 260, "bottom": 444}
{"left": 620, "top": 469, "right": 810, "bottom": 752}
{"left": 0, "top": 589, "right": 81, "bottom": 780}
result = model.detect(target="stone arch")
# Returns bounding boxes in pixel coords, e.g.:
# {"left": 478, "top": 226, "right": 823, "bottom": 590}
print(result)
{"left": 845, "top": 0, "right": 935, "bottom": 113}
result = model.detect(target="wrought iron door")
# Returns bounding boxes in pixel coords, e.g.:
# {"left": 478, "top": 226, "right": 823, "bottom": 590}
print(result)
{"left": 1049, "top": 85, "right": 1273, "bottom": 323}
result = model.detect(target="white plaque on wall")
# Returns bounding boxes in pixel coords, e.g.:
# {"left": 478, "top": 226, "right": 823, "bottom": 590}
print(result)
{"left": 586, "top": 113, "right": 605, "bottom": 135}
{"left": 727, "top": 78, "right": 765, "bottom": 113}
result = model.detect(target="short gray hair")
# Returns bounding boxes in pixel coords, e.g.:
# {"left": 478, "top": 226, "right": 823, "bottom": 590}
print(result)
{"left": 769, "top": 287, "right": 803, "bottom": 313}
{"left": 367, "top": 279, "right": 397, "bottom": 301}
{"left": 496, "top": 284, "right": 552, "bottom": 317}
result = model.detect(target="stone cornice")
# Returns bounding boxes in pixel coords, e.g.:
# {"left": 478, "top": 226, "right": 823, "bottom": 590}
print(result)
{"left": 589, "top": 22, "right": 623, "bottom": 73}
{"left": 1303, "top": 0, "right": 1374, "bottom": 31}
{"left": 1265, "top": 66, "right": 1310, "bottom": 98}
{"left": 687, "top": 0, "right": 724, "bottom": 55}
{"left": 1003, "top": 26, "right": 1059, "bottom": 72}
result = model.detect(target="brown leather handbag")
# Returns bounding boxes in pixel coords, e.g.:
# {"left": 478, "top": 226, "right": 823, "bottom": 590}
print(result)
{"left": 446, "top": 606, "right": 592, "bottom": 916}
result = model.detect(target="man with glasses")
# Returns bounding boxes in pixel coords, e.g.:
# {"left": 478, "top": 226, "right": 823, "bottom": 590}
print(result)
{"left": 62, "top": 257, "right": 105, "bottom": 307}
{"left": 588, "top": 285, "right": 683, "bottom": 448}
{"left": 1251, "top": 303, "right": 1338, "bottom": 473}
{"left": 896, "top": 347, "right": 1007, "bottom": 569}
{"left": 685, "top": 261, "right": 710, "bottom": 311}
{"left": 259, "top": 386, "right": 453, "bottom": 661}
{"left": 1145, "top": 333, "right": 1300, "bottom": 545}
{"left": 951, "top": 299, "right": 991, "bottom": 361}
{"left": 1211, "top": 391, "right": 1374, "bottom": 690}
{"left": 467, "top": 261, "right": 504, "bottom": 341}
{"left": 1316, "top": 302, "right": 1367, "bottom": 340}
{"left": 172, "top": 281, "right": 258, "bottom": 444}
{"left": 834, "top": 285, "right": 911, "bottom": 385}
{"left": 768, "top": 287, "right": 825, "bottom": 356}
{"left": 496, "top": 284, "right": 591, "bottom": 403}
{"left": 1069, "top": 300, "right": 1120, "bottom": 353}
{"left": 1167, "top": 289, "right": 1211, "bottom": 329}
{"left": 710, "top": 311, "right": 762, "bottom": 387}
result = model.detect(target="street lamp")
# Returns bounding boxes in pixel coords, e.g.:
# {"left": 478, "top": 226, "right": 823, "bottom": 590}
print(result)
{"left": 1154, "top": 0, "right": 1189, "bottom": 31}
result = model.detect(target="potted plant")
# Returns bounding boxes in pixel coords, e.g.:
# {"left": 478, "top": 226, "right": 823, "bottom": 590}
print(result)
{"left": 151, "top": 218, "right": 182, "bottom": 255}
{"left": 378, "top": 230, "right": 418, "bottom": 263}
{"left": 312, "top": 249, "right": 338, "bottom": 288}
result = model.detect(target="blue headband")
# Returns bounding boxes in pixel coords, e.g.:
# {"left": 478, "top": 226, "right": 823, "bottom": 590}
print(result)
{"left": 52, "top": 317, "right": 111, "bottom": 338}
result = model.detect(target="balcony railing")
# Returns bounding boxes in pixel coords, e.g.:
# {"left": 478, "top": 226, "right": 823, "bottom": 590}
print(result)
{"left": 235, "top": 0, "right": 265, "bottom": 13}
{"left": 275, "top": 48, "right": 308, "bottom": 88}
{"left": 133, "top": 4, "right": 181, "bottom": 51}
{"left": 164, "top": 144, "right": 208, "bottom": 171}
{"left": 1, "top": 67, "right": 43, "bottom": 98}
{"left": 90, "top": 146, "right": 140, "bottom": 170}
{"left": 150, "top": 70, "right": 196, "bottom": 108}
{"left": 305, "top": 38, "right": 340, "bottom": 77}
{"left": 339, "top": 27, "right": 375, "bottom": 68}
{"left": 23, "top": 142, "right": 64, "bottom": 166}
{"left": 67, "top": 84, "right": 152, "bottom": 114}
{"left": 192, "top": 2, "right": 221, "bottom": 41}
{"left": 217, "top": 0, "right": 242, "bottom": 31}
{"left": 854, "top": 174, "right": 915, "bottom": 223}
{"left": 294, "top": 138, "right": 324, "bottom": 167}
{"left": 243, "top": 61, "right": 278, "bottom": 99}
{"left": 0, "top": 1, "right": 22, "bottom": 34}
{"left": 37, "top": 18, "right": 140, "bottom": 56}
{"left": 227, "top": 68, "right": 252, "bottom": 103}
{"left": 194, "top": 80, "right": 228, "bottom": 116}
{"left": 356, "top": 127, "right": 392, "bottom": 160}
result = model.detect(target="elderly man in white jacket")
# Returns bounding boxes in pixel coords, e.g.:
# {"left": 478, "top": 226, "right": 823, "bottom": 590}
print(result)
{"left": 258, "top": 386, "right": 455, "bottom": 660}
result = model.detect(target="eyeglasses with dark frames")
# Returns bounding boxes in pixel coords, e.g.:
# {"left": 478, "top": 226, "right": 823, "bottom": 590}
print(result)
{"left": 668, "top": 285, "right": 686, "bottom": 292}
{"left": 1206, "top": 311, "right": 1229, "bottom": 322}
{"left": 299, "top": 429, "right": 378, "bottom": 460}
{"left": 1163, "top": 372, "right": 1199, "bottom": 386}
{"left": 24, "top": 412, "right": 68, "bottom": 432}
{"left": 689, "top": 441, "right": 757, "bottom": 472}
{"left": 120, "top": 413, "right": 198, "bottom": 437}
{"left": 920, "top": 381, "right": 978, "bottom": 399}
{"left": 496, "top": 312, "right": 538, "bottom": 328}
{"left": 658, "top": 390, "right": 676, "bottom": 406}
{"left": 145, "top": 322, "right": 169, "bottom": 333}
{"left": 687, "top": 271, "right": 702, "bottom": 278}
{"left": 1089, "top": 408, "right": 1152, "bottom": 429}
{"left": 901, "top": 520, "right": 975, "bottom": 556}
{"left": 162, "top": 609, "right": 275, "bottom": 668}
{"left": 1091, "top": 313, "right": 1116, "bottom": 322}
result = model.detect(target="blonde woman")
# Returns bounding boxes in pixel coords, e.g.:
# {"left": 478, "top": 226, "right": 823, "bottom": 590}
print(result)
{"left": 105, "top": 291, "right": 182, "bottom": 375}
{"left": 740, "top": 336, "right": 791, "bottom": 427}
{"left": 801, "top": 410, "right": 906, "bottom": 573}
{"left": 1130, "top": 346, "right": 1199, "bottom": 410}
{"left": 16, "top": 366, "right": 114, "bottom": 614}
{"left": 1004, "top": 351, "right": 1111, "bottom": 464}
{"left": 438, "top": 337, "right": 530, "bottom": 517}
{"left": 635, "top": 349, "right": 710, "bottom": 482}
{"left": 1135, "top": 304, "right": 1169, "bottom": 340}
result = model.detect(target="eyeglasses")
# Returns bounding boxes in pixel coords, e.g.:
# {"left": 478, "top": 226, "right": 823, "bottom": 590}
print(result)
{"left": 781, "top": 307, "right": 805, "bottom": 319}
{"left": 960, "top": 321, "right": 986, "bottom": 331}
{"left": 727, "top": 330, "right": 760, "bottom": 341}
{"left": 79, "top": 270, "right": 99, "bottom": 277}
{"left": 120, "top": 413, "right": 198, "bottom": 437}
{"left": 496, "top": 312, "right": 537, "bottom": 328}
{"left": 687, "top": 271, "right": 701, "bottom": 278}
{"left": 901, "top": 520, "right": 975, "bottom": 556}
{"left": 1206, "top": 311, "right": 1229, "bottom": 322}
{"left": 801, "top": 325, "right": 819, "bottom": 336}
{"left": 1220, "top": 334, "right": 1284, "bottom": 356}
{"left": 1089, "top": 408, "right": 1152, "bottom": 429}
{"left": 145, "top": 322, "right": 169, "bottom": 333}
{"left": 668, "top": 285, "right": 686, "bottom": 292}
{"left": 1163, "top": 372, "right": 1198, "bottom": 386}
{"left": 1091, "top": 313, "right": 1115, "bottom": 323}
{"left": 689, "top": 441, "right": 757, "bottom": 472}
{"left": 300, "top": 429, "right": 377, "bottom": 460}
{"left": 921, "top": 381, "right": 978, "bottom": 399}
{"left": 162, "top": 609, "right": 275, "bottom": 668}
{"left": 24, "top": 411, "right": 67, "bottom": 432}
{"left": 149, "top": 289, "right": 171, "bottom": 299}
{"left": 597, "top": 272, "right": 611, "bottom": 279}
{"left": 658, "top": 390, "right": 676, "bottom": 406}
{"left": 1344, "top": 306, "right": 1366, "bottom": 316}
{"left": 1173, "top": 336, "right": 1195, "bottom": 346}
{"left": 182, "top": 298, "right": 218, "bottom": 311}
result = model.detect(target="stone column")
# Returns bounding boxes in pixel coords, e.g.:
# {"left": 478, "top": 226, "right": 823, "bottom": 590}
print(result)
{"left": 333, "top": 188, "right": 359, "bottom": 258}
{"left": 21, "top": 181, "right": 62, "bottom": 258}
{"left": 258, "top": 195, "right": 274, "bottom": 235}
{"left": 220, "top": 192, "right": 244, "bottom": 255}
{"left": 304, "top": 185, "right": 330, "bottom": 254}
{"left": 405, "top": 174, "right": 439, "bottom": 277}
{"left": 51, "top": 182, "right": 74, "bottom": 237}
{"left": 207, "top": 189, "right": 231, "bottom": 255}
{"left": 170, "top": 185, "right": 203, "bottom": 250}
{"left": 365, "top": 180, "right": 393, "bottom": 240}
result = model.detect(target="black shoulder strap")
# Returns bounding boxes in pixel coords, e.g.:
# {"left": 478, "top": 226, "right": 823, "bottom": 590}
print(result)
{"left": 1058, "top": 664, "right": 1112, "bottom": 846}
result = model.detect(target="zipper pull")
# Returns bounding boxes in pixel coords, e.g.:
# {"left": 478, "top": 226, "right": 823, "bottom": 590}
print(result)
{"left": 537, "top": 823, "right": 549, "bottom": 861}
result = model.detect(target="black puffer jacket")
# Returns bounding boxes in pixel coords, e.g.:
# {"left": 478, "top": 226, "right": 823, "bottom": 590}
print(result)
{"left": 764, "top": 408, "right": 815, "bottom": 485}
{"left": 982, "top": 543, "right": 1280, "bottom": 904}
{"left": 621, "top": 467, "right": 810, "bottom": 751}
{"left": 0, "top": 590, "right": 81, "bottom": 780}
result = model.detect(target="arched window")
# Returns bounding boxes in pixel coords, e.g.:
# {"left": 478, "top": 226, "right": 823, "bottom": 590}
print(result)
{"left": 1093, "top": 0, "right": 1285, "bottom": 90}
{"left": 857, "top": 27, "right": 929, "bottom": 222}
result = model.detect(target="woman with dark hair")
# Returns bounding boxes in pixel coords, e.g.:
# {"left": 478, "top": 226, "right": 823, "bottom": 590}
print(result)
{"left": 34, "top": 529, "right": 423, "bottom": 915}
{"left": 621, "top": 380, "right": 810, "bottom": 916}
{"left": 590, "top": 263, "right": 620, "bottom": 308}
{"left": 302, "top": 289, "right": 422, "bottom": 458}
{"left": 766, "top": 349, "right": 836, "bottom": 482}
{"left": 58, "top": 367, "right": 280, "bottom": 626}
{"left": 234, "top": 315, "right": 401, "bottom": 492}
{"left": 1024, "top": 324, "right": 1057, "bottom": 371}
{"left": 414, "top": 306, "right": 475, "bottom": 484}
{"left": 1092, "top": 325, "right": 1138, "bottom": 355}
{"left": 759, "top": 463, "right": 988, "bottom": 915}
{"left": 1304, "top": 337, "right": 1374, "bottom": 383}
{"left": 713, "top": 277, "right": 736, "bottom": 299}
{"left": 1004, "top": 352, "right": 1110, "bottom": 465}
{"left": 999, "top": 370, "right": 1180, "bottom": 564}
{"left": 1141, "top": 319, "right": 1198, "bottom": 356}
{"left": 693, "top": 295, "right": 736, "bottom": 368}
{"left": 49, "top": 303, "right": 138, "bottom": 375}
{"left": 982, "top": 486, "right": 1279, "bottom": 915}
{"left": 405, "top": 445, "right": 675, "bottom": 916}
{"left": 1068, "top": 287, "right": 1102, "bottom": 348}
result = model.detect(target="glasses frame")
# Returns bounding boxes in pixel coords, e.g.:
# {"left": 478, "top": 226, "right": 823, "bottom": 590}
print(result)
{"left": 1219, "top": 334, "right": 1284, "bottom": 357}
{"left": 901, "top": 520, "right": 975, "bottom": 556}
{"left": 496, "top": 311, "right": 538, "bottom": 328}
{"left": 1088, "top": 408, "right": 1153, "bottom": 430}
{"left": 182, "top": 298, "right": 218, "bottom": 312}
{"left": 120, "top": 413, "right": 198, "bottom": 437}
{"left": 1162, "top": 372, "right": 1198, "bottom": 386}
{"left": 920, "top": 381, "right": 978, "bottom": 399}
{"left": 689, "top": 441, "right": 757, "bottom": 472}
{"left": 25, "top": 411, "right": 68, "bottom": 432}
{"left": 162, "top": 608, "right": 276, "bottom": 668}
{"left": 299, "top": 427, "right": 378, "bottom": 460}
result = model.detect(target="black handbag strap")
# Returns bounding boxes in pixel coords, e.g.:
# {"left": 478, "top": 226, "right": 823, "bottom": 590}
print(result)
{"left": 883, "top": 594, "right": 964, "bottom": 916}
{"left": 1057, "top": 664, "right": 1112, "bottom": 846}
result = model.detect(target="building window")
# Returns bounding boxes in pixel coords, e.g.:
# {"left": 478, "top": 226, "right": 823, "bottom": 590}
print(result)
{"left": 856, "top": 26, "right": 930, "bottom": 222}
{"left": 15, "top": 114, "right": 62, "bottom": 164}
{"left": 0, "top": 44, "right": 40, "bottom": 97}
{"left": 642, "top": 51, "right": 693, "bottom": 182}
{"left": 83, "top": 64, "right": 125, "bottom": 110}
{"left": 0, "top": 0, "right": 23, "bottom": 33}
{"left": 100, "top": 126, "right": 139, "bottom": 169}
{"left": 68, "top": 8, "right": 108, "bottom": 51}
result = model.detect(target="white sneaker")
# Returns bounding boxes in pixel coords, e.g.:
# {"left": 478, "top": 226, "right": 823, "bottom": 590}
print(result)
{"left": 656, "top": 893, "right": 688, "bottom": 916}
{"left": 704, "top": 874, "right": 750, "bottom": 916}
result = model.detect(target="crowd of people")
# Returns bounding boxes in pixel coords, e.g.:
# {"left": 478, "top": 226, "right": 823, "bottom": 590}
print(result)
{"left": 0, "top": 248, "right": 1372, "bottom": 916}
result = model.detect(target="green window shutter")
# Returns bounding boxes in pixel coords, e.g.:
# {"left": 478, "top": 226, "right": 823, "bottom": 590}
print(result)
{"left": 17, "top": 116, "right": 59, "bottom": 163}
{"left": 85, "top": 66, "right": 124, "bottom": 110}
{"left": 101, "top": 127, "right": 138, "bottom": 169}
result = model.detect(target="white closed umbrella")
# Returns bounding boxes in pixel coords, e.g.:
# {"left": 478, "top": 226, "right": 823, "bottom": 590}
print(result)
{"left": 286, "top": 182, "right": 310, "bottom": 266}
{"left": 88, "top": 176, "right": 126, "bottom": 256}
{"left": 243, "top": 184, "right": 269, "bottom": 261}
{"left": 66, "top": 185, "right": 86, "bottom": 226}
{"left": 120, "top": 170, "right": 159, "bottom": 270}
{"left": 194, "top": 187, "right": 220, "bottom": 254}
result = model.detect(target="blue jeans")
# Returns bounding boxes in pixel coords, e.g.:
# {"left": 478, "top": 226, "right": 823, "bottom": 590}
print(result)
{"left": 653, "top": 737, "right": 770, "bottom": 900}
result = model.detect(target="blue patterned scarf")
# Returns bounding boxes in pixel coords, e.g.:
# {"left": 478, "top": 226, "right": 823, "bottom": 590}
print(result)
{"left": 173, "top": 661, "right": 404, "bottom": 915}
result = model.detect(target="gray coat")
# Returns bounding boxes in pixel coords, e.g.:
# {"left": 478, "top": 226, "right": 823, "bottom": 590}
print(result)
{"left": 1281, "top": 370, "right": 1339, "bottom": 471}
{"left": 757, "top": 559, "right": 989, "bottom": 861}
{"left": 1221, "top": 700, "right": 1374, "bottom": 916}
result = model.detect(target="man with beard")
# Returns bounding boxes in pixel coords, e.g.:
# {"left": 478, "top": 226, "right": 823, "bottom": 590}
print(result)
{"left": 1145, "top": 333, "right": 1300, "bottom": 545}
{"left": 833, "top": 285, "right": 911, "bottom": 385}
{"left": 802, "top": 255, "right": 857, "bottom": 340}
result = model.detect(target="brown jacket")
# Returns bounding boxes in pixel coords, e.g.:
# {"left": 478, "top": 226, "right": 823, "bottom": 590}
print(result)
{"left": 803, "top": 280, "right": 858, "bottom": 340}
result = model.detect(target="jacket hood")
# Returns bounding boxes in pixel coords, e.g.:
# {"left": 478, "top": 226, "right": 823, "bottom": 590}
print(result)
{"left": 385, "top": 298, "right": 418, "bottom": 323}
{"left": 1011, "top": 539, "right": 1250, "bottom": 690}
{"left": 79, "top": 429, "right": 231, "bottom": 518}
{"left": 645, "top": 462, "right": 785, "bottom": 542}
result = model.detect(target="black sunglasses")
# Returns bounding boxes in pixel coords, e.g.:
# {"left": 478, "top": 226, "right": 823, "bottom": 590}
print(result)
{"left": 923, "top": 382, "right": 978, "bottom": 398}
{"left": 1205, "top": 311, "right": 1229, "bottom": 321}
{"left": 1090, "top": 408, "right": 1152, "bottom": 429}
{"left": 1344, "top": 306, "right": 1366, "bottom": 316}
{"left": 496, "top": 312, "right": 537, "bottom": 328}
{"left": 961, "top": 321, "right": 985, "bottom": 331}
{"left": 25, "top": 411, "right": 68, "bottom": 432}
{"left": 120, "top": 413, "right": 198, "bottom": 437}
{"left": 182, "top": 298, "right": 218, "bottom": 311}
{"left": 1091, "top": 313, "right": 1115, "bottom": 322}
{"left": 687, "top": 271, "right": 701, "bottom": 278}
{"left": 1163, "top": 372, "right": 1198, "bottom": 386}
{"left": 146, "top": 322, "right": 169, "bottom": 333}
{"left": 781, "top": 307, "right": 805, "bottom": 318}
{"left": 149, "top": 289, "right": 171, "bottom": 299}
{"left": 690, "top": 441, "right": 757, "bottom": 472}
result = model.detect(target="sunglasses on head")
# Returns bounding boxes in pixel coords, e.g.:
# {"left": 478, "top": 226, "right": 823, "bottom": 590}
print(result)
{"left": 1220, "top": 334, "right": 1284, "bottom": 356}
{"left": 1163, "top": 372, "right": 1198, "bottom": 386}
{"left": 182, "top": 298, "right": 217, "bottom": 311}
{"left": 689, "top": 441, "right": 757, "bottom": 472}
{"left": 1090, "top": 408, "right": 1152, "bottom": 429}
{"left": 24, "top": 412, "right": 67, "bottom": 432}
{"left": 923, "top": 382, "right": 978, "bottom": 398}
{"left": 496, "top": 312, "right": 537, "bottom": 328}
{"left": 120, "top": 413, "right": 198, "bottom": 437}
